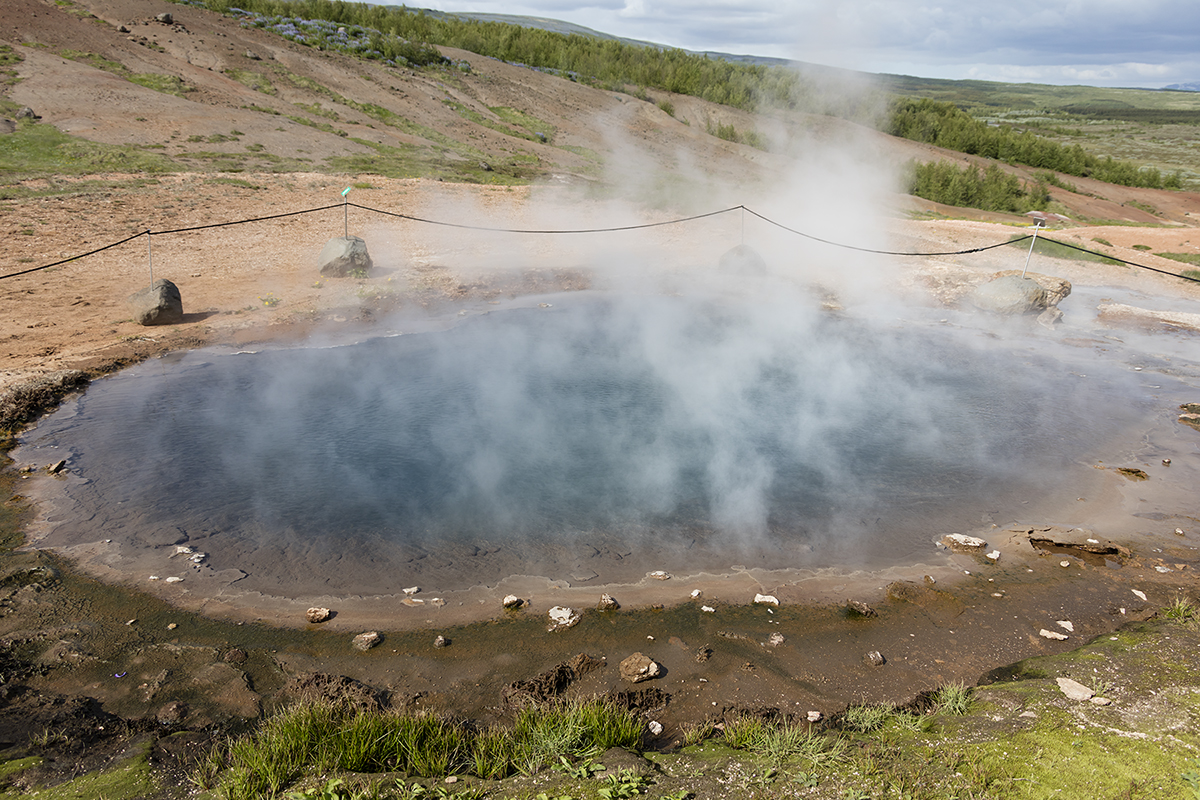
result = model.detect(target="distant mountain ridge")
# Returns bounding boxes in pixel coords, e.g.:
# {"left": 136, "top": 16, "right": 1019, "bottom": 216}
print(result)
{"left": 1164, "top": 82, "right": 1200, "bottom": 92}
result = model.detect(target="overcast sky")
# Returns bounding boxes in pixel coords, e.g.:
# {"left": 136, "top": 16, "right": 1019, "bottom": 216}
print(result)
{"left": 419, "top": 0, "right": 1199, "bottom": 89}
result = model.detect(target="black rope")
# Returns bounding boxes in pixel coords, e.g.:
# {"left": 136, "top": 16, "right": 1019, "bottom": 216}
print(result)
{"left": 3, "top": 199, "right": 1198, "bottom": 285}
{"left": 741, "top": 207, "right": 1033, "bottom": 257}
{"left": 347, "top": 201, "right": 741, "bottom": 233}
{"left": 152, "top": 203, "right": 346, "bottom": 235}
{"left": 0, "top": 230, "right": 148, "bottom": 280}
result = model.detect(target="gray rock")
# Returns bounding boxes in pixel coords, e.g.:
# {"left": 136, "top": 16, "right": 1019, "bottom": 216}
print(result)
{"left": 597, "top": 593, "right": 620, "bottom": 611}
{"left": 863, "top": 650, "right": 886, "bottom": 667}
{"left": 993, "top": 270, "right": 1071, "bottom": 306}
{"left": 433, "top": 634, "right": 449, "bottom": 648}
{"left": 718, "top": 243, "right": 768, "bottom": 276}
{"left": 305, "top": 607, "right": 332, "bottom": 623}
{"left": 155, "top": 12, "right": 173, "bottom": 23}
{"left": 352, "top": 631, "right": 381, "bottom": 651}
{"left": 127, "top": 278, "right": 183, "bottom": 325}
{"left": 847, "top": 599, "right": 877, "bottom": 618}
{"left": 318, "top": 236, "right": 373, "bottom": 277}
{"left": 968, "top": 275, "right": 1048, "bottom": 316}
{"left": 1056, "top": 677, "right": 1093, "bottom": 701}
{"left": 619, "top": 652, "right": 661, "bottom": 683}
{"left": 244, "top": 49, "right": 261, "bottom": 60}
{"left": 15, "top": 107, "right": 38, "bottom": 120}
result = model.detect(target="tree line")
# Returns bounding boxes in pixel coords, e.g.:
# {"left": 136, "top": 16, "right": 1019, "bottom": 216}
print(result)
{"left": 887, "top": 98, "right": 1183, "bottom": 190}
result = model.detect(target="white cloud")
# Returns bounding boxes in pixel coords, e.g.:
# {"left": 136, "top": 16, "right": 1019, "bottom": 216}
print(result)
{"left": 422, "top": 0, "right": 1200, "bottom": 87}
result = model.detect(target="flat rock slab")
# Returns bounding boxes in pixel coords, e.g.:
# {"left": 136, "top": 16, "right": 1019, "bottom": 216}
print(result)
{"left": 1056, "top": 677, "right": 1094, "bottom": 701}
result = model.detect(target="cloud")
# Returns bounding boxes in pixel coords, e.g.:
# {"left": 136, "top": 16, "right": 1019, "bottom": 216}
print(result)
{"left": 423, "top": 0, "right": 1200, "bottom": 87}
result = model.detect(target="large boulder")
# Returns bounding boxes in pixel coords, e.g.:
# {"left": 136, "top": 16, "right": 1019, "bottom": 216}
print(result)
{"left": 127, "top": 278, "right": 183, "bottom": 325}
{"left": 718, "top": 243, "right": 768, "bottom": 276}
{"left": 319, "top": 236, "right": 372, "bottom": 277}
{"left": 992, "top": 270, "right": 1071, "bottom": 306}
{"left": 968, "top": 275, "right": 1048, "bottom": 316}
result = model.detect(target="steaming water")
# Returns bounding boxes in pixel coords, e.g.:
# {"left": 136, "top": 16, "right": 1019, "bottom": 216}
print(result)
{"left": 22, "top": 291, "right": 1170, "bottom": 597}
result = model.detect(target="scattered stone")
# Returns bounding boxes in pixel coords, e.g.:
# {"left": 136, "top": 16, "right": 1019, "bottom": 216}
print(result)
{"left": 694, "top": 645, "right": 712, "bottom": 663}
{"left": 352, "top": 631, "right": 381, "bottom": 651}
{"left": 619, "top": 653, "right": 661, "bottom": 683}
{"left": 864, "top": 650, "right": 886, "bottom": 667}
{"left": 1163, "top": 458, "right": 1172, "bottom": 466}
{"left": 164, "top": 576, "right": 183, "bottom": 583}
{"left": 156, "top": 700, "right": 187, "bottom": 725}
{"left": 754, "top": 593, "right": 779, "bottom": 606}
{"left": 718, "top": 243, "right": 768, "bottom": 276}
{"left": 167, "top": 623, "right": 177, "bottom": 631}
{"left": 244, "top": 49, "right": 261, "bottom": 60}
{"left": 305, "top": 607, "right": 332, "bottom": 624}
{"left": 940, "top": 533, "right": 987, "bottom": 552}
{"left": 547, "top": 606, "right": 581, "bottom": 632}
{"left": 1176, "top": 529, "right": 1186, "bottom": 536}
{"left": 648, "top": 570, "right": 671, "bottom": 580}
{"left": 502, "top": 594, "right": 525, "bottom": 609}
{"left": 478, "top": 161, "right": 492, "bottom": 171}
{"left": 923, "top": 575, "right": 936, "bottom": 585}
{"left": 1091, "top": 696, "right": 1112, "bottom": 706}
{"left": 429, "top": 597, "right": 445, "bottom": 607}
{"left": 15, "top": 106, "right": 38, "bottom": 120}
{"left": 648, "top": 720, "right": 663, "bottom": 735}
{"left": 318, "top": 236, "right": 373, "bottom": 277}
{"left": 223, "top": 648, "right": 247, "bottom": 664}
{"left": 1132, "top": 589, "right": 1148, "bottom": 602}
{"left": 127, "top": 278, "right": 184, "bottom": 325}
{"left": 597, "top": 594, "right": 620, "bottom": 611}
{"left": 155, "top": 12, "right": 173, "bottom": 23}
{"left": 807, "top": 710, "right": 822, "bottom": 723}
{"left": 700, "top": 605, "right": 715, "bottom": 613}
{"left": 847, "top": 599, "right": 877, "bottom": 618}
{"left": 767, "top": 632, "right": 785, "bottom": 647}
{"left": 1039, "top": 629, "right": 1069, "bottom": 641}
{"left": 986, "top": 550, "right": 1001, "bottom": 561}
{"left": 1060, "top": 560, "right": 1071, "bottom": 568}
{"left": 402, "top": 586, "right": 420, "bottom": 595}
{"left": 1056, "top": 677, "right": 1094, "bottom": 701}
{"left": 1056, "top": 620, "right": 1074, "bottom": 632}
{"left": 1155, "top": 565, "right": 1172, "bottom": 573}
{"left": 1116, "top": 467, "right": 1149, "bottom": 481}
{"left": 47, "top": 459, "right": 66, "bottom": 474}
{"left": 433, "top": 635, "right": 449, "bottom": 648}
{"left": 402, "top": 597, "right": 425, "bottom": 606}
{"left": 117, "top": 24, "right": 129, "bottom": 32}
{"left": 968, "top": 275, "right": 1049, "bottom": 315}
{"left": 690, "top": 589, "right": 702, "bottom": 598}
{"left": 444, "top": 776, "right": 458, "bottom": 784}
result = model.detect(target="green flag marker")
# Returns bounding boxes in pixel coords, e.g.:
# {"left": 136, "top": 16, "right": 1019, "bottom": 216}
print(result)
{"left": 341, "top": 186, "right": 352, "bottom": 197}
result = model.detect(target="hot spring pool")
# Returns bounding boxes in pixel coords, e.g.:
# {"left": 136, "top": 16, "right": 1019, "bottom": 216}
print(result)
{"left": 16, "top": 290, "right": 1190, "bottom": 611}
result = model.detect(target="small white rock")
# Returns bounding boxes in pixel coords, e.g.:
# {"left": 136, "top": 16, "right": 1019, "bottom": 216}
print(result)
{"left": 148, "top": 576, "right": 160, "bottom": 581}
{"left": 1056, "top": 620, "right": 1074, "bottom": 632}
{"left": 403, "top": 586, "right": 420, "bottom": 595}
{"left": 1056, "top": 677, "right": 1093, "bottom": 701}
{"left": 1040, "top": 629, "right": 1069, "bottom": 641}
{"left": 986, "top": 550, "right": 1001, "bottom": 561}
{"left": 690, "top": 589, "right": 702, "bottom": 598}
{"left": 1155, "top": 565, "right": 1172, "bottom": 573}
{"left": 754, "top": 593, "right": 779, "bottom": 606}
{"left": 767, "top": 632, "right": 785, "bottom": 647}
{"left": 807, "top": 710, "right": 822, "bottom": 723}
{"left": 701, "top": 605, "right": 715, "bottom": 613}
{"left": 402, "top": 597, "right": 425, "bottom": 606}
{"left": 648, "top": 720, "right": 663, "bottom": 735}
{"left": 502, "top": 594, "right": 523, "bottom": 609}
{"left": 547, "top": 606, "right": 581, "bottom": 631}
{"left": 648, "top": 570, "right": 671, "bottom": 580}
{"left": 1090, "top": 696, "right": 1112, "bottom": 706}
{"left": 1059, "top": 560, "right": 1071, "bottom": 568}
{"left": 164, "top": 576, "right": 183, "bottom": 583}
{"left": 1132, "top": 589, "right": 1148, "bottom": 602}
{"left": 941, "top": 533, "right": 987, "bottom": 550}
{"left": 352, "top": 631, "right": 381, "bottom": 651}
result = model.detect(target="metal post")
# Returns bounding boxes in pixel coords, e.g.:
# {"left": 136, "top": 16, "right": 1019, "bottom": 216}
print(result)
{"left": 147, "top": 231, "right": 154, "bottom": 288}
{"left": 341, "top": 186, "right": 352, "bottom": 238}
{"left": 740, "top": 206, "right": 745, "bottom": 246}
{"left": 1021, "top": 222, "right": 1043, "bottom": 278}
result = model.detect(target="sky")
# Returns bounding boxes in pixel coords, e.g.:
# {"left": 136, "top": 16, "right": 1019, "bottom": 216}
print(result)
{"left": 418, "top": 0, "right": 1200, "bottom": 89}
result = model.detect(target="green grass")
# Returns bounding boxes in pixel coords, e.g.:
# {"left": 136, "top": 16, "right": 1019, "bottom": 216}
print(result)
{"left": 0, "top": 748, "right": 157, "bottom": 799}
{"left": 208, "top": 699, "right": 643, "bottom": 799}
{"left": 0, "top": 121, "right": 177, "bottom": 178}
{"left": 1158, "top": 252, "right": 1200, "bottom": 267}
{"left": 1007, "top": 233, "right": 1123, "bottom": 265}
{"left": 489, "top": 106, "right": 556, "bottom": 143}
{"left": 58, "top": 49, "right": 189, "bottom": 97}
{"left": 842, "top": 703, "right": 894, "bottom": 733}
{"left": 225, "top": 68, "right": 277, "bottom": 94}
{"left": 934, "top": 681, "right": 973, "bottom": 716}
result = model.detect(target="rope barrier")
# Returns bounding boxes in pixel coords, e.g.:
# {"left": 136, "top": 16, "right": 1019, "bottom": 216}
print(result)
{"left": 2, "top": 199, "right": 1198, "bottom": 284}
